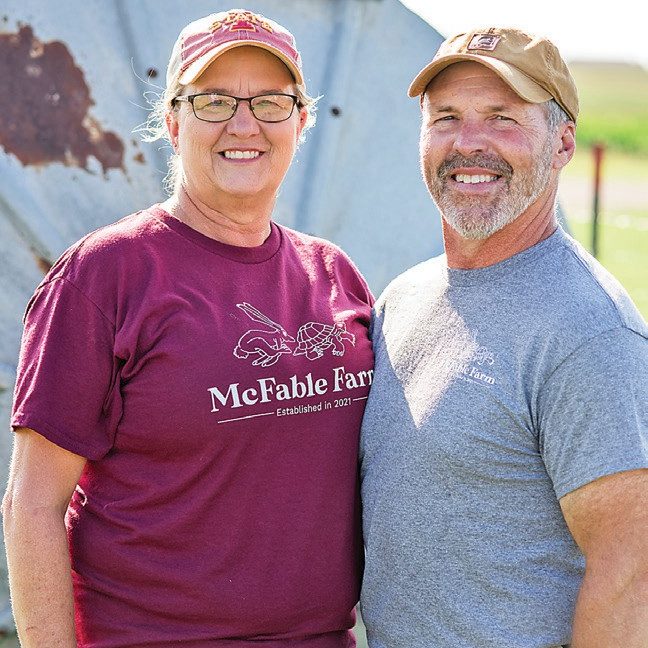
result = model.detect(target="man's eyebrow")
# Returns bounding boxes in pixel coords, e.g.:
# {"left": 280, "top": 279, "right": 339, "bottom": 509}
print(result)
{"left": 427, "top": 104, "right": 455, "bottom": 113}
{"left": 427, "top": 103, "right": 516, "bottom": 113}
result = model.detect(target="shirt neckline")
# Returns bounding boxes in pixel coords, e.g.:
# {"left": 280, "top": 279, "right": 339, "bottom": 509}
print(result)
{"left": 445, "top": 227, "right": 567, "bottom": 287}
{"left": 150, "top": 205, "right": 283, "bottom": 264}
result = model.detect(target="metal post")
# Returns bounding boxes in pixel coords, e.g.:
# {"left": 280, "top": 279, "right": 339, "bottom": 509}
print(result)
{"left": 591, "top": 143, "right": 605, "bottom": 258}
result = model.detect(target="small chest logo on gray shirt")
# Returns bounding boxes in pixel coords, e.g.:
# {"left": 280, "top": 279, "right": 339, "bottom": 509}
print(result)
{"left": 459, "top": 346, "right": 496, "bottom": 386}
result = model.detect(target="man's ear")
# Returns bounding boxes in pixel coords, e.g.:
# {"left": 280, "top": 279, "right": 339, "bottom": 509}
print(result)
{"left": 553, "top": 121, "right": 576, "bottom": 170}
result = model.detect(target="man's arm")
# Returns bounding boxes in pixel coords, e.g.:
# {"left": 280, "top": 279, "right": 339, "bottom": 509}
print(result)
{"left": 560, "top": 468, "right": 648, "bottom": 647}
{"left": 2, "top": 427, "right": 86, "bottom": 647}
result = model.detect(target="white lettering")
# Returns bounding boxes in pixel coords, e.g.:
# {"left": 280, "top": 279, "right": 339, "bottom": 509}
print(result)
{"left": 209, "top": 366, "right": 373, "bottom": 414}
{"left": 208, "top": 383, "right": 242, "bottom": 412}
{"left": 241, "top": 387, "right": 258, "bottom": 406}
{"left": 276, "top": 383, "right": 291, "bottom": 400}
{"left": 333, "top": 366, "right": 346, "bottom": 392}
{"left": 345, "top": 372, "right": 359, "bottom": 389}
{"left": 304, "top": 373, "right": 316, "bottom": 397}
{"left": 314, "top": 377, "right": 327, "bottom": 395}
{"left": 468, "top": 366, "right": 495, "bottom": 385}
{"left": 258, "top": 377, "right": 276, "bottom": 403}
{"left": 290, "top": 374, "right": 307, "bottom": 398}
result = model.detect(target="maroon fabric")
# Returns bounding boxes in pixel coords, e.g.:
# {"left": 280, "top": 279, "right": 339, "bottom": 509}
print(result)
{"left": 12, "top": 206, "right": 373, "bottom": 647}
{"left": 181, "top": 12, "right": 300, "bottom": 73}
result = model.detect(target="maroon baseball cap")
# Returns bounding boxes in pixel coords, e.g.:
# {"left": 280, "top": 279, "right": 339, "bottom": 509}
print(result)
{"left": 166, "top": 9, "right": 304, "bottom": 88}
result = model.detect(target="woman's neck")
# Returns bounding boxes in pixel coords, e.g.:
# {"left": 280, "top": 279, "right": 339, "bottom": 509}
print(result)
{"left": 162, "top": 185, "right": 273, "bottom": 248}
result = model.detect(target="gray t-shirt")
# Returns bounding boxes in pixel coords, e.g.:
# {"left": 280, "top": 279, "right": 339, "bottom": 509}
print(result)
{"left": 359, "top": 227, "right": 648, "bottom": 648}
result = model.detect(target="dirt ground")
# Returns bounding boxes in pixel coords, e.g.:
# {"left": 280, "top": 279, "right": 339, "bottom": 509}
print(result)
{"left": 559, "top": 175, "right": 648, "bottom": 222}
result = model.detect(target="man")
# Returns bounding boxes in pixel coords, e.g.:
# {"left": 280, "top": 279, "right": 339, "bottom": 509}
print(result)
{"left": 360, "top": 28, "right": 648, "bottom": 648}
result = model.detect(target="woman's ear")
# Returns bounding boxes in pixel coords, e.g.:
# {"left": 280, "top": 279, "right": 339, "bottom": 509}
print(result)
{"left": 166, "top": 109, "right": 180, "bottom": 152}
{"left": 297, "top": 106, "right": 308, "bottom": 138}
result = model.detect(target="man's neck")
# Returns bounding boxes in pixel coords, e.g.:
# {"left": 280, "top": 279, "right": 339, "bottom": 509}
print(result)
{"left": 443, "top": 186, "right": 560, "bottom": 269}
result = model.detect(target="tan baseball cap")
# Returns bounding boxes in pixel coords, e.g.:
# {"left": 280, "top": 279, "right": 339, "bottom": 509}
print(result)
{"left": 408, "top": 28, "right": 579, "bottom": 122}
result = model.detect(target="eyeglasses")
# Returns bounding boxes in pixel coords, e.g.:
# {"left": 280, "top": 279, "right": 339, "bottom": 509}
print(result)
{"left": 172, "top": 92, "right": 300, "bottom": 123}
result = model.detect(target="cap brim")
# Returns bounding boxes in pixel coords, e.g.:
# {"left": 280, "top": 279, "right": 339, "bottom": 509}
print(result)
{"left": 178, "top": 40, "right": 304, "bottom": 86}
{"left": 408, "top": 53, "right": 552, "bottom": 104}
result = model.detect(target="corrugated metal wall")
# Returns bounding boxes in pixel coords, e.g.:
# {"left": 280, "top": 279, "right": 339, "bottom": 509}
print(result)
{"left": 0, "top": 0, "right": 444, "bottom": 623}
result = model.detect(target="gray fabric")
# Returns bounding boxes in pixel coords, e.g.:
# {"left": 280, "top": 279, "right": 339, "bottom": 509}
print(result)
{"left": 359, "top": 227, "right": 648, "bottom": 648}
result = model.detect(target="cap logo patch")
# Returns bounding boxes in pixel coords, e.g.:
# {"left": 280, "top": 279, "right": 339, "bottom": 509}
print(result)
{"left": 467, "top": 34, "right": 501, "bottom": 51}
{"left": 211, "top": 11, "right": 274, "bottom": 34}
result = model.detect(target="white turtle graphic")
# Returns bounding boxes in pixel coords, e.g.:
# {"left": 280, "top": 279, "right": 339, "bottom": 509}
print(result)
{"left": 293, "top": 321, "right": 355, "bottom": 360}
{"left": 233, "top": 303, "right": 295, "bottom": 367}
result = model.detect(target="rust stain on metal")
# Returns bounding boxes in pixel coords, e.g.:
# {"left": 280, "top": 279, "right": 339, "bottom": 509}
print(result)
{"left": 0, "top": 25, "right": 124, "bottom": 173}
{"left": 34, "top": 253, "right": 53, "bottom": 274}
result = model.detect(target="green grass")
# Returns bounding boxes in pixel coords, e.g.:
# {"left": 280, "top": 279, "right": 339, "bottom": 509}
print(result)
{"left": 569, "top": 62, "right": 648, "bottom": 155}
{"left": 561, "top": 145, "right": 648, "bottom": 319}
{"left": 559, "top": 63, "right": 648, "bottom": 318}
{"left": 566, "top": 147, "right": 648, "bottom": 180}
{"left": 568, "top": 215, "right": 648, "bottom": 318}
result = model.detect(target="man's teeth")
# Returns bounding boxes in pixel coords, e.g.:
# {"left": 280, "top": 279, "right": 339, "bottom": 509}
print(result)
{"left": 454, "top": 173, "right": 498, "bottom": 184}
{"left": 223, "top": 150, "right": 260, "bottom": 159}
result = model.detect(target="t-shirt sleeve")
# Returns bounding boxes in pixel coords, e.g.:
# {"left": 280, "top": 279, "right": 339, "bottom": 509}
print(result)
{"left": 11, "top": 276, "right": 122, "bottom": 460}
{"left": 538, "top": 327, "right": 648, "bottom": 499}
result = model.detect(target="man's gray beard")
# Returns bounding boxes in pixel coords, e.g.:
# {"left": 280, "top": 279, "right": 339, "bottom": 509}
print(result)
{"left": 426, "top": 148, "right": 554, "bottom": 240}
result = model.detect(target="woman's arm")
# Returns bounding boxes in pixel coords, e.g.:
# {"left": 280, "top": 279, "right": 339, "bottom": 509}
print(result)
{"left": 2, "top": 427, "right": 87, "bottom": 647}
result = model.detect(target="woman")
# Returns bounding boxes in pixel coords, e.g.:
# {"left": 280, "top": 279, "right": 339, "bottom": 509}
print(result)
{"left": 4, "top": 9, "right": 373, "bottom": 647}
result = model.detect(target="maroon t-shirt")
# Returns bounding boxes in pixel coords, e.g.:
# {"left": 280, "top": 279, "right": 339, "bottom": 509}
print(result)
{"left": 12, "top": 206, "right": 374, "bottom": 647}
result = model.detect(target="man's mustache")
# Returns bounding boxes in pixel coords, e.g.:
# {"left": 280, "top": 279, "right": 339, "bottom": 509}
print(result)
{"left": 437, "top": 154, "right": 513, "bottom": 180}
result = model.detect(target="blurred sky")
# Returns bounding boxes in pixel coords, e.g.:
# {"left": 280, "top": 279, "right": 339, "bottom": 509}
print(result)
{"left": 400, "top": 0, "right": 648, "bottom": 68}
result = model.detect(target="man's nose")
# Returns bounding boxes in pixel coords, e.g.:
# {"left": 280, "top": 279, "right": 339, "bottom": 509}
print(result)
{"left": 452, "top": 120, "right": 488, "bottom": 157}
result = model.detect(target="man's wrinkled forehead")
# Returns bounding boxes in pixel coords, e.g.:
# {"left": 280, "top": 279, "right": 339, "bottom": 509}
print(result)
{"left": 422, "top": 61, "right": 529, "bottom": 107}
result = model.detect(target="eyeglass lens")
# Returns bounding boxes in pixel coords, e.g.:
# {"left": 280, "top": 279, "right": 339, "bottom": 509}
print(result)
{"left": 192, "top": 94, "right": 296, "bottom": 122}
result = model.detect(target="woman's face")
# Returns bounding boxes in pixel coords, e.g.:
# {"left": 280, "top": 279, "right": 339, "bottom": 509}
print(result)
{"left": 167, "top": 46, "right": 306, "bottom": 205}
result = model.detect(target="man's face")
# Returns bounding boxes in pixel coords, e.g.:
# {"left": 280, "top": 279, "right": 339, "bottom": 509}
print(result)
{"left": 420, "top": 62, "right": 559, "bottom": 240}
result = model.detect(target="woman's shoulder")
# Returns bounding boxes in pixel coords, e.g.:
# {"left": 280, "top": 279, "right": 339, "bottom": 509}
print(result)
{"left": 45, "top": 206, "right": 167, "bottom": 284}
{"left": 279, "top": 223, "right": 354, "bottom": 264}
{"left": 278, "top": 223, "right": 373, "bottom": 303}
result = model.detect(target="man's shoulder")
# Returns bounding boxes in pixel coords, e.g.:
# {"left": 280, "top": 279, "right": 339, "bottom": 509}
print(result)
{"left": 375, "top": 255, "right": 446, "bottom": 312}
{"left": 545, "top": 231, "right": 647, "bottom": 338}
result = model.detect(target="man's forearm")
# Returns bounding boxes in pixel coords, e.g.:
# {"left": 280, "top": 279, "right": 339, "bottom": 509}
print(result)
{"left": 3, "top": 502, "right": 78, "bottom": 647}
{"left": 571, "top": 568, "right": 648, "bottom": 647}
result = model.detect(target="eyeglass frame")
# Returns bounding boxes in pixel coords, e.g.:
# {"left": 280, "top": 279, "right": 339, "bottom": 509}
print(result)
{"left": 171, "top": 92, "right": 302, "bottom": 123}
